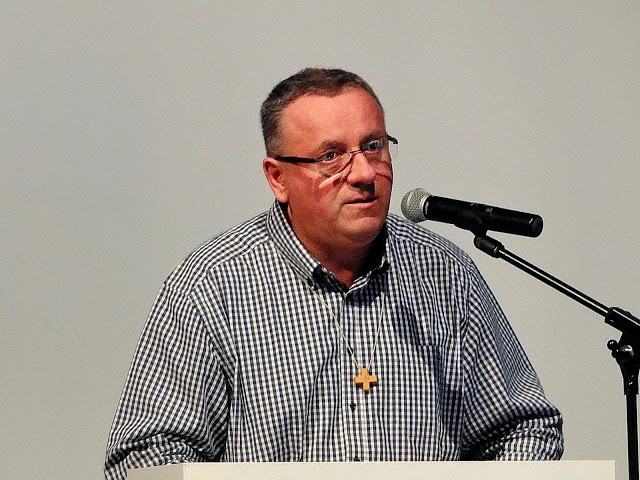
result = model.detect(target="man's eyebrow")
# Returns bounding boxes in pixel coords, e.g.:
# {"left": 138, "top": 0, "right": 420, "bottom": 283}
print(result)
{"left": 362, "top": 131, "right": 386, "bottom": 143}
{"left": 315, "top": 140, "right": 346, "bottom": 153}
{"left": 315, "top": 132, "right": 386, "bottom": 153}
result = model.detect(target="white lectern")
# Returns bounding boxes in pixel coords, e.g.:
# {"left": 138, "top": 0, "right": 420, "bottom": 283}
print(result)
{"left": 128, "top": 461, "right": 614, "bottom": 480}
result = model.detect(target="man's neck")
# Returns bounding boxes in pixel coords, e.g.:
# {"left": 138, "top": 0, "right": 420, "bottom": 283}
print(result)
{"left": 319, "top": 255, "right": 364, "bottom": 288}
{"left": 312, "top": 234, "right": 385, "bottom": 288}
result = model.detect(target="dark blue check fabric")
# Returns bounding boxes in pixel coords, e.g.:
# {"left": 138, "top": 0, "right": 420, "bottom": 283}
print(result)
{"left": 105, "top": 202, "right": 563, "bottom": 480}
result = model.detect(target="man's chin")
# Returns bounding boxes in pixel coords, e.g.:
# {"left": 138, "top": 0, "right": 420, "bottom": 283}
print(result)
{"left": 344, "top": 217, "right": 386, "bottom": 246}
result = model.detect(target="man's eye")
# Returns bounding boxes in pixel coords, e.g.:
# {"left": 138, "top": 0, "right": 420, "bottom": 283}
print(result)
{"left": 319, "top": 151, "right": 340, "bottom": 162}
{"left": 364, "top": 139, "right": 384, "bottom": 152}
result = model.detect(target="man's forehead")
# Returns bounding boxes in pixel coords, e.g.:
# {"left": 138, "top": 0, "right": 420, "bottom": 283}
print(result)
{"left": 280, "top": 88, "right": 385, "bottom": 141}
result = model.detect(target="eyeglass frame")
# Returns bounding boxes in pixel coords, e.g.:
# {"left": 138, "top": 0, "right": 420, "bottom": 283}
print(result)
{"left": 273, "top": 135, "right": 398, "bottom": 167}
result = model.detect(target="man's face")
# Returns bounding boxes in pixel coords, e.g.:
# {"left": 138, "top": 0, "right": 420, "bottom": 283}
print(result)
{"left": 264, "top": 87, "right": 393, "bottom": 259}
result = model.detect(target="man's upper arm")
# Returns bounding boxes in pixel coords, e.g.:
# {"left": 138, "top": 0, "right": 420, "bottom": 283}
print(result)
{"left": 104, "top": 283, "right": 228, "bottom": 480}
{"left": 460, "top": 268, "right": 564, "bottom": 460}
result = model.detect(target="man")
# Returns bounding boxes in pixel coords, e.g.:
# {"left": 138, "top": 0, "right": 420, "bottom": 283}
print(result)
{"left": 104, "top": 68, "right": 563, "bottom": 480}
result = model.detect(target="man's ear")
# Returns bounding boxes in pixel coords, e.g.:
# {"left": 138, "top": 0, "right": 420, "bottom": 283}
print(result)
{"left": 263, "top": 157, "right": 289, "bottom": 203}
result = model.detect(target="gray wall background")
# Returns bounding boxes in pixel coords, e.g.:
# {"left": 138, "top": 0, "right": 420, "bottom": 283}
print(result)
{"left": 2, "top": 2, "right": 639, "bottom": 479}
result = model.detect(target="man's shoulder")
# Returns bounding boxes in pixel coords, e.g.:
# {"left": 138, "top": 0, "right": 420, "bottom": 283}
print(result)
{"left": 386, "top": 213, "right": 474, "bottom": 270}
{"left": 164, "top": 211, "right": 270, "bottom": 293}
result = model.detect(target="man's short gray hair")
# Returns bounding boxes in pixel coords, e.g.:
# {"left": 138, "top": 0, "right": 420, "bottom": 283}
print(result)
{"left": 260, "top": 68, "right": 383, "bottom": 157}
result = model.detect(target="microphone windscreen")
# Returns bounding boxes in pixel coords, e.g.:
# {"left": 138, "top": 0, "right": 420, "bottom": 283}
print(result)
{"left": 401, "top": 188, "right": 430, "bottom": 222}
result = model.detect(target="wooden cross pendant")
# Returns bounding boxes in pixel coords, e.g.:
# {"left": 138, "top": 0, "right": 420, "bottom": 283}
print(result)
{"left": 354, "top": 368, "right": 378, "bottom": 392}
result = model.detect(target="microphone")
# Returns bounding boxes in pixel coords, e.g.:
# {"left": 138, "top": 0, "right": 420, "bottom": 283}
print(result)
{"left": 401, "top": 188, "right": 543, "bottom": 237}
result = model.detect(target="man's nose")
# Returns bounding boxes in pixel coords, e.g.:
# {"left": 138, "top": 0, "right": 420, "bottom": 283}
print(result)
{"left": 346, "top": 151, "right": 377, "bottom": 184}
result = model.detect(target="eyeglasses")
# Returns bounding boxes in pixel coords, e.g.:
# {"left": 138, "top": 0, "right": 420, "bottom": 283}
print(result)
{"left": 274, "top": 135, "right": 398, "bottom": 176}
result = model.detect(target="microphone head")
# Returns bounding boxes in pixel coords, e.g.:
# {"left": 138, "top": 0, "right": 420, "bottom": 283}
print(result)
{"left": 401, "top": 188, "right": 430, "bottom": 222}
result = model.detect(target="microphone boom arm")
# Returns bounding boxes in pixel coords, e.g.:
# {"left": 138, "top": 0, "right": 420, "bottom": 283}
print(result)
{"left": 472, "top": 234, "right": 640, "bottom": 338}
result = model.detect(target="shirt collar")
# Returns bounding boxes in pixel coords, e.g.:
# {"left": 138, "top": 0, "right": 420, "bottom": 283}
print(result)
{"left": 266, "top": 202, "right": 320, "bottom": 282}
{"left": 266, "top": 201, "right": 390, "bottom": 288}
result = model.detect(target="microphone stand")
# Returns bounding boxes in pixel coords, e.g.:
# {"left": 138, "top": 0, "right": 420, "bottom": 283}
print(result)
{"left": 473, "top": 233, "right": 640, "bottom": 480}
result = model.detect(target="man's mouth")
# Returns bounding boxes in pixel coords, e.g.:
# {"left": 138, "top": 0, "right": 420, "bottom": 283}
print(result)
{"left": 349, "top": 197, "right": 376, "bottom": 204}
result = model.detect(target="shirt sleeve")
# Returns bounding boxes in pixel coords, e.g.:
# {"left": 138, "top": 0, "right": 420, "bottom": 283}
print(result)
{"left": 460, "top": 265, "right": 564, "bottom": 460}
{"left": 104, "top": 283, "right": 229, "bottom": 480}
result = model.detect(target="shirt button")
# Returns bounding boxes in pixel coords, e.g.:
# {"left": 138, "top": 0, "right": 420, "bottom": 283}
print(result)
{"left": 350, "top": 402, "right": 356, "bottom": 411}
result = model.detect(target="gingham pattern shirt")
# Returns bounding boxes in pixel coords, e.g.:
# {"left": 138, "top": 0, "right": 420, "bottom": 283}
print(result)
{"left": 105, "top": 202, "right": 563, "bottom": 480}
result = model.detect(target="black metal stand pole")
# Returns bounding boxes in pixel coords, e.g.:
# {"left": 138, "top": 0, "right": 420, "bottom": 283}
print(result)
{"left": 608, "top": 334, "right": 640, "bottom": 480}
{"left": 628, "top": 394, "right": 640, "bottom": 480}
{"left": 473, "top": 234, "right": 640, "bottom": 480}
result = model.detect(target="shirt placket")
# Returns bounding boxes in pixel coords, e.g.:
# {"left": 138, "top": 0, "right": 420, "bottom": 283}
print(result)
{"left": 338, "top": 285, "right": 380, "bottom": 461}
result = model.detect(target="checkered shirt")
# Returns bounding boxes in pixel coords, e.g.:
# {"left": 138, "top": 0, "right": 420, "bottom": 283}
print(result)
{"left": 104, "top": 202, "right": 563, "bottom": 480}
